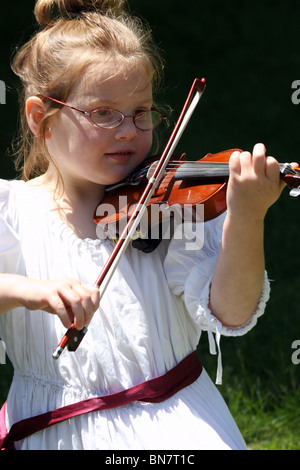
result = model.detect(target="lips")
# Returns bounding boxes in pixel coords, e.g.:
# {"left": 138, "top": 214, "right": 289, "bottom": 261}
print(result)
{"left": 105, "top": 149, "right": 135, "bottom": 162}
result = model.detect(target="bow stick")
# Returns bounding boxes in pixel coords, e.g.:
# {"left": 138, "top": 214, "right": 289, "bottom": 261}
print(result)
{"left": 53, "top": 77, "right": 206, "bottom": 359}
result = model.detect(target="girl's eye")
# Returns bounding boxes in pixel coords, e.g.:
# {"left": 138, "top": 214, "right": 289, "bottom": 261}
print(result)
{"left": 95, "top": 108, "right": 113, "bottom": 117}
{"left": 135, "top": 109, "right": 149, "bottom": 116}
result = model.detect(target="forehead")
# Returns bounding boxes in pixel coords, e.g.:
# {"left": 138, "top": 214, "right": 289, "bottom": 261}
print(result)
{"left": 68, "top": 57, "right": 153, "bottom": 104}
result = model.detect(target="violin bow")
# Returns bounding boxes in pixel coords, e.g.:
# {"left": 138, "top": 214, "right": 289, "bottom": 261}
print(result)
{"left": 52, "top": 77, "right": 206, "bottom": 359}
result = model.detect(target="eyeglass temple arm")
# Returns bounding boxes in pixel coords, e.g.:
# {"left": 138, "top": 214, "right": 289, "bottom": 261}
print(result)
{"left": 38, "top": 94, "right": 89, "bottom": 116}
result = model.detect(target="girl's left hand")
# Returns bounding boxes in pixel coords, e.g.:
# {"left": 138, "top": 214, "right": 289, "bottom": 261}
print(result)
{"left": 227, "top": 143, "right": 285, "bottom": 222}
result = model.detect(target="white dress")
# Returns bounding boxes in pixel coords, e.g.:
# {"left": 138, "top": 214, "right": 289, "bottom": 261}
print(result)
{"left": 0, "top": 179, "right": 269, "bottom": 450}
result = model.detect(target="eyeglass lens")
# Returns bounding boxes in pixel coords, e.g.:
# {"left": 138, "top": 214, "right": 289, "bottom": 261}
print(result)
{"left": 91, "top": 108, "right": 163, "bottom": 131}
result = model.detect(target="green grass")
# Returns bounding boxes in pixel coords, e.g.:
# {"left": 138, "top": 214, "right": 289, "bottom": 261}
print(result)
{"left": 222, "top": 378, "right": 300, "bottom": 450}
{"left": 197, "top": 352, "right": 300, "bottom": 450}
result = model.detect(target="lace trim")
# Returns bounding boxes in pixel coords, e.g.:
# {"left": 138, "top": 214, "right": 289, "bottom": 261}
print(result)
{"left": 14, "top": 369, "right": 68, "bottom": 393}
{"left": 12, "top": 370, "right": 92, "bottom": 401}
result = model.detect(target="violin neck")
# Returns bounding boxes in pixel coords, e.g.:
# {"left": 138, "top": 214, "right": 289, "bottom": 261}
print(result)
{"left": 174, "top": 161, "right": 300, "bottom": 188}
{"left": 173, "top": 162, "right": 229, "bottom": 182}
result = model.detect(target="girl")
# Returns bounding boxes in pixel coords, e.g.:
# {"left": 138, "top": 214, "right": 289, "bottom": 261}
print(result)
{"left": 0, "top": 0, "right": 286, "bottom": 450}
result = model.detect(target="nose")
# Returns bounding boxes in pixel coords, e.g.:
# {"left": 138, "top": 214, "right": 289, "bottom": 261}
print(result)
{"left": 115, "top": 116, "right": 138, "bottom": 140}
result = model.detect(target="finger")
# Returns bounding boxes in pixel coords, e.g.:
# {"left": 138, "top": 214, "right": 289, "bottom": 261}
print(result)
{"left": 46, "top": 293, "right": 74, "bottom": 329}
{"left": 229, "top": 151, "right": 242, "bottom": 175}
{"left": 252, "top": 143, "right": 266, "bottom": 157}
{"left": 263, "top": 156, "right": 286, "bottom": 196}
{"left": 239, "top": 151, "right": 252, "bottom": 174}
{"left": 266, "top": 156, "right": 286, "bottom": 196}
{"left": 58, "top": 285, "right": 86, "bottom": 330}
{"left": 265, "top": 156, "right": 280, "bottom": 182}
{"left": 71, "top": 284, "right": 100, "bottom": 328}
{"left": 82, "top": 284, "right": 100, "bottom": 311}
{"left": 252, "top": 143, "right": 267, "bottom": 175}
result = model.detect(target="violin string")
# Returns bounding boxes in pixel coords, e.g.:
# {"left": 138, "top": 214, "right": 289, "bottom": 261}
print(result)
{"left": 134, "top": 161, "right": 229, "bottom": 177}
{"left": 132, "top": 161, "right": 299, "bottom": 183}
{"left": 154, "top": 161, "right": 299, "bottom": 172}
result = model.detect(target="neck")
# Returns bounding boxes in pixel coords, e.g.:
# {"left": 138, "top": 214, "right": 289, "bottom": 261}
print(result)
{"left": 34, "top": 169, "right": 106, "bottom": 240}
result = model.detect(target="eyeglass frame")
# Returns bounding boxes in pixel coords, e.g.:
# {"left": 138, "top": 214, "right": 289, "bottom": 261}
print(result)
{"left": 37, "top": 94, "right": 167, "bottom": 132}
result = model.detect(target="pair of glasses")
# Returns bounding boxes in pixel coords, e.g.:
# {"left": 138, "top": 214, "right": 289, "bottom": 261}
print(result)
{"left": 39, "top": 94, "right": 166, "bottom": 131}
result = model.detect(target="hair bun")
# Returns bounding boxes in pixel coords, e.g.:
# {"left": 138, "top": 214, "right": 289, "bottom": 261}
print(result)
{"left": 34, "top": 0, "right": 126, "bottom": 26}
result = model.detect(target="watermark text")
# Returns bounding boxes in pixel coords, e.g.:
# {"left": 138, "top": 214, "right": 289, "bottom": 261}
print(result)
{"left": 291, "top": 80, "right": 300, "bottom": 104}
{"left": 0, "top": 80, "right": 6, "bottom": 104}
{"left": 291, "top": 339, "right": 300, "bottom": 365}
{"left": 95, "top": 200, "right": 205, "bottom": 251}
{"left": 0, "top": 340, "right": 6, "bottom": 365}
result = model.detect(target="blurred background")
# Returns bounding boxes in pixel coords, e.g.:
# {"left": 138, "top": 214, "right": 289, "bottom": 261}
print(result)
{"left": 0, "top": 0, "right": 299, "bottom": 449}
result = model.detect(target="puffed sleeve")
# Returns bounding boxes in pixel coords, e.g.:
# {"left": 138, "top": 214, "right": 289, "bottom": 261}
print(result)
{"left": 0, "top": 179, "right": 21, "bottom": 273}
{"left": 164, "top": 213, "right": 270, "bottom": 384}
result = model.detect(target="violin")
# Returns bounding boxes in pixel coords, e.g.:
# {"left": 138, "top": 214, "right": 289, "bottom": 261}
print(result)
{"left": 94, "top": 150, "right": 300, "bottom": 244}
{"left": 53, "top": 77, "right": 300, "bottom": 359}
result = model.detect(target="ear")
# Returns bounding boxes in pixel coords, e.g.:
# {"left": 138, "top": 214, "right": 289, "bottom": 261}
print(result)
{"left": 26, "top": 96, "right": 51, "bottom": 140}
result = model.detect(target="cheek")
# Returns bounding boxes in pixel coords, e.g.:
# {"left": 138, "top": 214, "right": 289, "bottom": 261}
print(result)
{"left": 49, "top": 115, "right": 107, "bottom": 158}
{"left": 138, "top": 133, "right": 153, "bottom": 159}
{"left": 66, "top": 120, "right": 103, "bottom": 150}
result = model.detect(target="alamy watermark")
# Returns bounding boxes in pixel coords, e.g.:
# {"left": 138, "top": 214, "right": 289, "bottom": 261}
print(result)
{"left": 95, "top": 200, "right": 205, "bottom": 250}
{"left": 291, "top": 340, "right": 300, "bottom": 365}
{"left": 0, "top": 80, "right": 6, "bottom": 104}
{"left": 0, "top": 340, "right": 6, "bottom": 365}
{"left": 287, "top": 85, "right": 300, "bottom": 365}
{"left": 291, "top": 80, "right": 300, "bottom": 104}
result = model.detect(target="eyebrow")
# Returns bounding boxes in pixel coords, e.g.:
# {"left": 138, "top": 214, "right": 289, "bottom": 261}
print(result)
{"left": 83, "top": 95, "right": 154, "bottom": 109}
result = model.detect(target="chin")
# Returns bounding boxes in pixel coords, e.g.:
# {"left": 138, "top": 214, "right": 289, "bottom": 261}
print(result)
{"left": 108, "top": 167, "right": 135, "bottom": 185}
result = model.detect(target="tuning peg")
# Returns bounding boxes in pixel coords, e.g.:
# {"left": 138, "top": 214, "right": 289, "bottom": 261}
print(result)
{"left": 290, "top": 186, "right": 300, "bottom": 198}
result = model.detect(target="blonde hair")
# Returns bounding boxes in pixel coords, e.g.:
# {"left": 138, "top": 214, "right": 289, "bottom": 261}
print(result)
{"left": 12, "top": 0, "right": 164, "bottom": 180}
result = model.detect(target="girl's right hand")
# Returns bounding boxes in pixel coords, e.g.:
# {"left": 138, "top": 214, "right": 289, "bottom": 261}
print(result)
{"left": 18, "top": 277, "right": 100, "bottom": 330}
